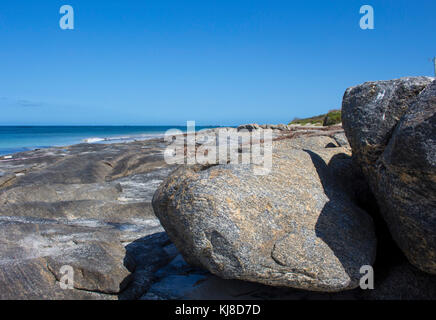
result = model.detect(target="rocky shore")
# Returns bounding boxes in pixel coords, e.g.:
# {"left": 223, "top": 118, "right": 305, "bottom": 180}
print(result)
{"left": 1, "top": 77, "right": 435, "bottom": 300}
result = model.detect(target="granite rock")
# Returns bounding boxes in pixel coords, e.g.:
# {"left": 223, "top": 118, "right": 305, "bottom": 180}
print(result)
{"left": 153, "top": 135, "right": 377, "bottom": 292}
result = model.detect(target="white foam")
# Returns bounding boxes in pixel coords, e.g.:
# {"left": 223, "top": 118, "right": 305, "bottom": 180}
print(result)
{"left": 82, "top": 137, "right": 105, "bottom": 143}
{"left": 82, "top": 133, "right": 165, "bottom": 145}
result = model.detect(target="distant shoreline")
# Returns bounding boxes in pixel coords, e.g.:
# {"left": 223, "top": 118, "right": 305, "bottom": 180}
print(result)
{"left": 0, "top": 125, "right": 223, "bottom": 156}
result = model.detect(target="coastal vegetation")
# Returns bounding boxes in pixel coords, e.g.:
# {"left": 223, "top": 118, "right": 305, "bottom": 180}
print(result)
{"left": 289, "top": 109, "right": 342, "bottom": 126}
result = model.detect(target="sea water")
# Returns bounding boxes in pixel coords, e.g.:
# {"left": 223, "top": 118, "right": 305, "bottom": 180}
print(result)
{"left": 0, "top": 126, "right": 218, "bottom": 156}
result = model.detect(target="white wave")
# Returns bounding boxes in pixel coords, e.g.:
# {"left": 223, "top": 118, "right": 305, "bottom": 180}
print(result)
{"left": 82, "top": 137, "right": 106, "bottom": 143}
{"left": 82, "top": 133, "right": 165, "bottom": 144}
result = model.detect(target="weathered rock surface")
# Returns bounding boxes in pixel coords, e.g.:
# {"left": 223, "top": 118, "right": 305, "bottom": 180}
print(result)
{"left": 153, "top": 135, "right": 377, "bottom": 292}
{"left": 342, "top": 77, "right": 434, "bottom": 169}
{"left": 2, "top": 120, "right": 435, "bottom": 300}
{"left": 140, "top": 249, "right": 362, "bottom": 300}
{"left": 0, "top": 215, "right": 166, "bottom": 299}
{"left": 342, "top": 77, "right": 436, "bottom": 274}
{"left": 0, "top": 139, "right": 174, "bottom": 299}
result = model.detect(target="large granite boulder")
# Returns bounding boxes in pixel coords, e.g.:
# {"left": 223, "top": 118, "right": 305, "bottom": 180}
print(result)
{"left": 153, "top": 135, "right": 377, "bottom": 292}
{"left": 342, "top": 77, "right": 434, "bottom": 170}
{"left": 342, "top": 77, "right": 436, "bottom": 274}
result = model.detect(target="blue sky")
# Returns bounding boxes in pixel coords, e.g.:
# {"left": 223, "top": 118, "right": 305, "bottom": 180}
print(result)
{"left": 0, "top": 0, "right": 435, "bottom": 125}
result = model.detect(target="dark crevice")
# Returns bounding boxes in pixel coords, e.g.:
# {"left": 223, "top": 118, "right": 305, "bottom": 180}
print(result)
{"left": 350, "top": 165, "right": 406, "bottom": 282}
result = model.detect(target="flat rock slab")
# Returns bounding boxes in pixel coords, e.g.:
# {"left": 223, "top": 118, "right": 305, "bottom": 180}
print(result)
{"left": 0, "top": 215, "right": 166, "bottom": 299}
{"left": 0, "top": 138, "right": 175, "bottom": 299}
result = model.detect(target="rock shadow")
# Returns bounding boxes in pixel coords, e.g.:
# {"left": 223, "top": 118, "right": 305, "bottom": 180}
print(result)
{"left": 118, "top": 232, "right": 176, "bottom": 300}
{"left": 303, "top": 149, "right": 377, "bottom": 286}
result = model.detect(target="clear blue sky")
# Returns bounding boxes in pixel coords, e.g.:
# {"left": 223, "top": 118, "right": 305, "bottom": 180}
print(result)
{"left": 0, "top": 0, "right": 435, "bottom": 125}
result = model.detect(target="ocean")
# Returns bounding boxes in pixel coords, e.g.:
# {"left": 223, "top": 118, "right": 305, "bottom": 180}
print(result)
{"left": 0, "top": 126, "right": 219, "bottom": 156}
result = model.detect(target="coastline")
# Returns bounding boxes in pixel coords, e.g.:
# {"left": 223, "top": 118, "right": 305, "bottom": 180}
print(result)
{"left": 0, "top": 125, "right": 223, "bottom": 156}
{"left": 1, "top": 75, "right": 435, "bottom": 301}
{"left": 0, "top": 123, "right": 349, "bottom": 299}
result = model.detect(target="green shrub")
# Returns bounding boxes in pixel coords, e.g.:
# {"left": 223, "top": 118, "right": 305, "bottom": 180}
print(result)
{"left": 288, "top": 114, "right": 325, "bottom": 126}
{"left": 323, "top": 110, "right": 341, "bottom": 126}
{"left": 289, "top": 109, "right": 341, "bottom": 126}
